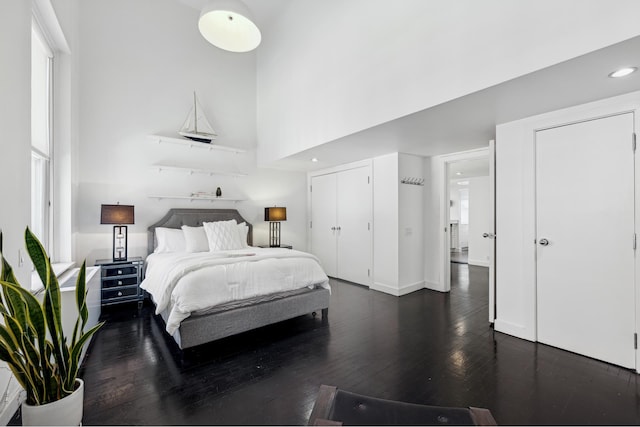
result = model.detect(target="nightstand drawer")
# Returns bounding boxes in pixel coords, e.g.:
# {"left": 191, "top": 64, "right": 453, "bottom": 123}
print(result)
{"left": 95, "top": 257, "right": 144, "bottom": 308}
{"left": 102, "top": 276, "right": 138, "bottom": 289}
{"left": 102, "top": 265, "right": 138, "bottom": 277}
{"left": 102, "top": 286, "right": 139, "bottom": 301}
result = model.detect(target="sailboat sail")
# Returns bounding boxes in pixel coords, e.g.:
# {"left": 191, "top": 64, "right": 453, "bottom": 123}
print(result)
{"left": 179, "top": 93, "right": 217, "bottom": 143}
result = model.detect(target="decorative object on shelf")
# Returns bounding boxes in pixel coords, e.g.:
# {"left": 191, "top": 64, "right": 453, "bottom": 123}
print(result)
{"left": 400, "top": 177, "right": 425, "bottom": 186}
{"left": 100, "top": 203, "right": 135, "bottom": 262}
{"left": 0, "top": 228, "right": 104, "bottom": 426}
{"left": 198, "top": 0, "right": 261, "bottom": 53}
{"left": 216, "top": 187, "right": 222, "bottom": 197}
{"left": 190, "top": 191, "right": 217, "bottom": 198}
{"left": 179, "top": 92, "right": 217, "bottom": 143}
{"left": 264, "top": 206, "right": 287, "bottom": 247}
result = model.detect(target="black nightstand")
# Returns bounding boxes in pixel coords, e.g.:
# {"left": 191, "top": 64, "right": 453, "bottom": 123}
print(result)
{"left": 257, "top": 244, "right": 293, "bottom": 249}
{"left": 95, "top": 257, "right": 144, "bottom": 308}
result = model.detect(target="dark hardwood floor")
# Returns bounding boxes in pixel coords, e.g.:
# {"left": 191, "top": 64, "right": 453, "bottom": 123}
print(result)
{"left": 66, "top": 263, "right": 640, "bottom": 425}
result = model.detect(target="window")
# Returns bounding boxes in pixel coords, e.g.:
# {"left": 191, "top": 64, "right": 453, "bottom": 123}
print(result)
{"left": 459, "top": 188, "right": 469, "bottom": 225}
{"left": 31, "top": 21, "right": 53, "bottom": 256}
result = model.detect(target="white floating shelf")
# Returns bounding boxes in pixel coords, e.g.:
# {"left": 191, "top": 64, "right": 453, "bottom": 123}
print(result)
{"left": 152, "top": 164, "right": 247, "bottom": 177}
{"left": 148, "top": 134, "right": 246, "bottom": 154}
{"left": 149, "top": 195, "right": 244, "bottom": 203}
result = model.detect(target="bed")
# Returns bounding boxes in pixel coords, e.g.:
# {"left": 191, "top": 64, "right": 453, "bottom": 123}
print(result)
{"left": 141, "top": 208, "right": 330, "bottom": 349}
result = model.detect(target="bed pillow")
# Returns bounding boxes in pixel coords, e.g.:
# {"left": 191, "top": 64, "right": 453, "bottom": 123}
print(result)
{"left": 236, "top": 222, "right": 249, "bottom": 248}
{"left": 181, "top": 225, "right": 209, "bottom": 253}
{"left": 203, "top": 220, "right": 244, "bottom": 251}
{"left": 154, "top": 227, "right": 186, "bottom": 253}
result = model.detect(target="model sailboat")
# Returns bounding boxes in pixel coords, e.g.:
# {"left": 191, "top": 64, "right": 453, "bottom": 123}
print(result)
{"left": 178, "top": 92, "right": 217, "bottom": 143}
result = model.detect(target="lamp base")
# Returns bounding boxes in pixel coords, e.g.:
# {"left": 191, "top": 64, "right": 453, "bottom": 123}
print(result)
{"left": 268, "top": 222, "right": 281, "bottom": 247}
{"left": 112, "top": 225, "right": 128, "bottom": 261}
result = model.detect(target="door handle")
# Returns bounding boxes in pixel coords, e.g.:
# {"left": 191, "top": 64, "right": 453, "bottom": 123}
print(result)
{"left": 331, "top": 227, "right": 336, "bottom": 231}
{"left": 539, "top": 238, "right": 549, "bottom": 246}
{"left": 482, "top": 233, "right": 495, "bottom": 239}
{"left": 336, "top": 226, "right": 341, "bottom": 231}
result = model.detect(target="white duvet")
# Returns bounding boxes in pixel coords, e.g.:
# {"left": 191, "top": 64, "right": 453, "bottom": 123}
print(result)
{"left": 140, "top": 248, "right": 330, "bottom": 334}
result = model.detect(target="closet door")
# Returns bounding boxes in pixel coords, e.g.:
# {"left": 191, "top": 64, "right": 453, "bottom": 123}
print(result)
{"left": 536, "top": 113, "right": 635, "bottom": 369}
{"left": 311, "top": 173, "right": 337, "bottom": 276}
{"left": 336, "top": 167, "right": 372, "bottom": 285}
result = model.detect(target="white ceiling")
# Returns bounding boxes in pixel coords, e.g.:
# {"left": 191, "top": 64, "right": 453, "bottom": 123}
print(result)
{"left": 448, "top": 158, "right": 489, "bottom": 180}
{"left": 279, "top": 35, "right": 640, "bottom": 171}
{"left": 176, "top": 0, "right": 289, "bottom": 31}
{"left": 176, "top": 1, "right": 640, "bottom": 172}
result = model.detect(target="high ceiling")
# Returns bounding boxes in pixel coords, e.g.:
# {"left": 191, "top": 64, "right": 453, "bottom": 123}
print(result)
{"left": 177, "top": 1, "right": 640, "bottom": 171}
{"left": 278, "top": 35, "right": 640, "bottom": 171}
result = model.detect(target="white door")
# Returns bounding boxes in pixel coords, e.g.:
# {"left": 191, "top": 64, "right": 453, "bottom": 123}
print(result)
{"left": 487, "top": 140, "right": 496, "bottom": 323}
{"left": 336, "top": 167, "right": 372, "bottom": 285}
{"left": 311, "top": 173, "right": 337, "bottom": 276}
{"left": 536, "top": 113, "right": 635, "bottom": 369}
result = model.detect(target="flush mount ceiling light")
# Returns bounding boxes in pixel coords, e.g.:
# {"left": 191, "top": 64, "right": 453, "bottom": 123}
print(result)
{"left": 198, "top": 0, "right": 261, "bottom": 53}
{"left": 608, "top": 67, "right": 637, "bottom": 78}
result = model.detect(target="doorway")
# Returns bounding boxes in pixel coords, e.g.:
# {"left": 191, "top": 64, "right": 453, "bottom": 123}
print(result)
{"left": 441, "top": 145, "right": 495, "bottom": 324}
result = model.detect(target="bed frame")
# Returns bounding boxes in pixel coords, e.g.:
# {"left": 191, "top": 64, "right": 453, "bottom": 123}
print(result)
{"left": 146, "top": 208, "right": 330, "bottom": 349}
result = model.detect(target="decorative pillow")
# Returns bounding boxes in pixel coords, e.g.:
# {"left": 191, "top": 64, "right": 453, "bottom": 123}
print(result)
{"left": 203, "top": 220, "right": 244, "bottom": 251}
{"left": 154, "top": 227, "right": 186, "bottom": 253}
{"left": 236, "top": 222, "right": 249, "bottom": 248}
{"left": 181, "top": 225, "right": 209, "bottom": 253}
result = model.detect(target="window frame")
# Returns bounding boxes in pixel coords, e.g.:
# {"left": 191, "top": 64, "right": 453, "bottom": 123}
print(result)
{"left": 31, "top": 16, "right": 55, "bottom": 265}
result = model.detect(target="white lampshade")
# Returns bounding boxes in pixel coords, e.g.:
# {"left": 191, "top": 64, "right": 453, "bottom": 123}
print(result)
{"left": 198, "top": 0, "right": 261, "bottom": 53}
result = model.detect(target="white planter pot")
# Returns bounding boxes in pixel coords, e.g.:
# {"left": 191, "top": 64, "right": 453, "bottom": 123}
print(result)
{"left": 21, "top": 379, "right": 84, "bottom": 426}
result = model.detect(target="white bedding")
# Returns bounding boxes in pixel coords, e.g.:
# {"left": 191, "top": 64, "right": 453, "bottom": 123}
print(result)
{"left": 140, "top": 247, "right": 330, "bottom": 334}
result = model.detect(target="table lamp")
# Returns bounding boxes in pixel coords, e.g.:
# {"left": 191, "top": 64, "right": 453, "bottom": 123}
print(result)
{"left": 264, "top": 206, "right": 286, "bottom": 247}
{"left": 101, "top": 203, "right": 135, "bottom": 261}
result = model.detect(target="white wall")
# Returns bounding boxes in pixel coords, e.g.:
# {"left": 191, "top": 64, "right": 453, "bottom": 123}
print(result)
{"left": 372, "top": 153, "right": 398, "bottom": 293}
{"left": 71, "top": 0, "right": 308, "bottom": 265}
{"left": 0, "top": 1, "right": 32, "bottom": 422}
{"left": 0, "top": 0, "right": 32, "bottom": 286}
{"left": 468, "top": 176, "right": 491, "bottom": 267}
{"left": 257, "top": 0, "right": 640, "bottom": 165}
{"left": 495, "top": 90, "right": 640, "bottom": 343}
{"left": 371, "top": 152, "right": 424, "bottom": 296}
{"left": 398, "top": 153, "right": 424, "bottom": 292}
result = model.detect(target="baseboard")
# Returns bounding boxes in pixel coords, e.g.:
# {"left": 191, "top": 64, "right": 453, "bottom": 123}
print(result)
{"left": 371, "top": 281, "right": 424, "bottom": 296}
{"left": 424, "top": 280, "right": 447, "bottom": 292}
{"left": 371, "top": 282, "right": 401, "bottom": 296}
{"left": 398, "top": 281, "right": 425, "bottom": 296}
{"left": 468, "top": 259, "right": 490, "bottom": 267}
{"left": 494, "top": 319, "right": 535, "bottom": 342}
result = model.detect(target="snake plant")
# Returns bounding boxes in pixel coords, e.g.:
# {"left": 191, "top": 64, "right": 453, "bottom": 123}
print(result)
{"left": 0, "top": 228, "right": 103, "bottom": 405}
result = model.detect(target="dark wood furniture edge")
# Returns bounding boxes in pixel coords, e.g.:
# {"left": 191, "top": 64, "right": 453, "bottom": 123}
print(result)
{"left": 308, "top": 385, "right": 339, "bottom": 426}
{"left": 469, "top": 407, "right": 498, "bottom": 426}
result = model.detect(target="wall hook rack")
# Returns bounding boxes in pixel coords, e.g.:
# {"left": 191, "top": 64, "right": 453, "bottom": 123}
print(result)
{"left": 400, "top": 177, "right": 424, "bottom": 186}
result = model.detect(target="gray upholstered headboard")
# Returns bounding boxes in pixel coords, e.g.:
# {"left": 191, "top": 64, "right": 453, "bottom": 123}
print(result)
{"left": 147, "top": 208, "right": 253, "bottom": 254}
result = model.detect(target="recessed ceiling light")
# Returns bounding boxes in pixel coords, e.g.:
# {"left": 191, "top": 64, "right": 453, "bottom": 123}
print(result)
{"left": 457, "top": 181, "right": 469, "bottom": 185}
{"left": 608, "top": 67, "right": 637, "bottom": 78}
{"left": 456, "top": 172, "right": 462, "bottom": 176}
{"left": 311, "top": 158, "right": 318, "bottom": 162}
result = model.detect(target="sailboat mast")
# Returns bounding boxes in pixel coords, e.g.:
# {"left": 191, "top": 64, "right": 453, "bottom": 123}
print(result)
{"left": 193, "top": 91, "right": 198, "bottom": 133}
